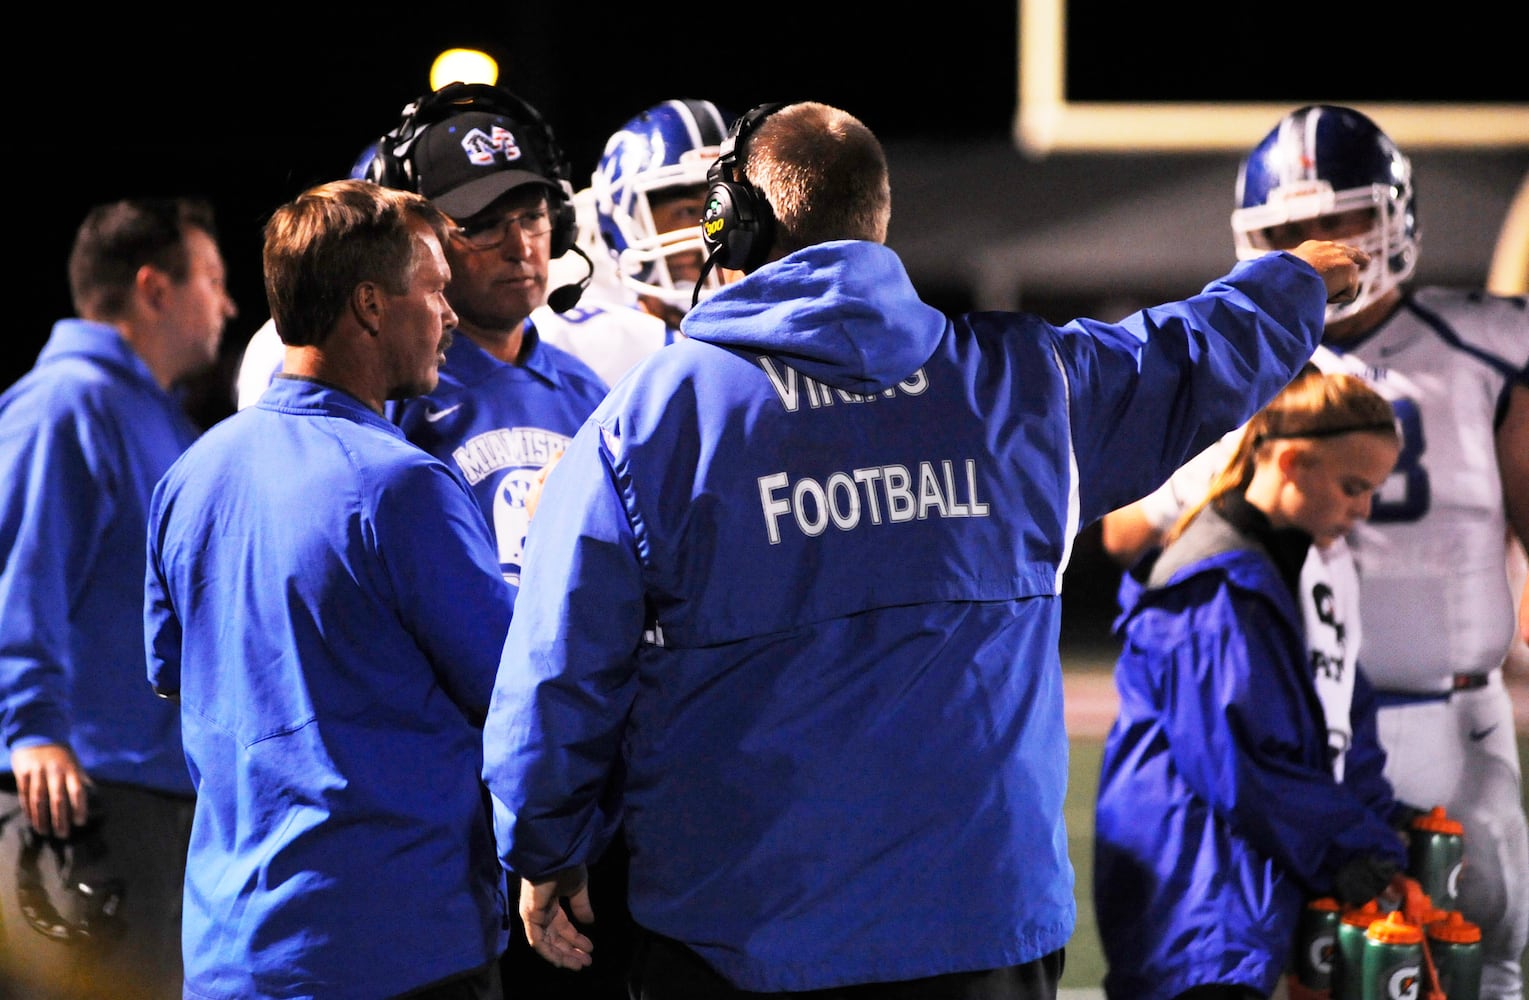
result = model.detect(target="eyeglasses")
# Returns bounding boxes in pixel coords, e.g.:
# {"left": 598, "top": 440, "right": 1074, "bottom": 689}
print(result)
{"left": 452, "top": 208, "right": 553, "bottom": 250}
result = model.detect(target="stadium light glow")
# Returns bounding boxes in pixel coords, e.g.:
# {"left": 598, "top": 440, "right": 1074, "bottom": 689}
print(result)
{"left": 430, "top": 48, "right": 498, "bottom": 90}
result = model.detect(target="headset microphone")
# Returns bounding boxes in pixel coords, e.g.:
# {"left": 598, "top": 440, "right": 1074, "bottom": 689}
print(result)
{"left": 546, "top": 243, "right": 594, "bottom": 314}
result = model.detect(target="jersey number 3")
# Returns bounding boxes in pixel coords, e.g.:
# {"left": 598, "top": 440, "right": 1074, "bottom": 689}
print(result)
{"left": 1371, "top": 397, "right": 1428, "bottom": 523}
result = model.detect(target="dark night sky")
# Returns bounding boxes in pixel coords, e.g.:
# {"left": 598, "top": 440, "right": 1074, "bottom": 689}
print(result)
{"left": 17, "top": 3, "right": 1524, "bottom": 420}
{"left": 21, "top": 5, "right": 1020, "bottom": 407}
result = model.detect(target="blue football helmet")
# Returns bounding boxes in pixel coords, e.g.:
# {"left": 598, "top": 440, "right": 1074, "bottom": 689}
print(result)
{"left": 349, "top": 140, "right": 381, "bottom": 181}
{"left": 1232, "top": 105, "right": 1418, "bottom": 322}
{"left": 592, "top": 99, "right": 732, "bottom": 313}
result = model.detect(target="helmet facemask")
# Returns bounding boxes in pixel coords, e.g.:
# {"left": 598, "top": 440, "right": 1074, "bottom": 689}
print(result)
{"left": 604, "top": 158, "right": 719, "bottom": 313}
{"left": 1233, "top": 181, "right": 1417, "bottom": 322}
{"left": 593, "top": 100, "right": 731, "bottom": 317}
{"left": 1231, "top": 105, "right": 1419, "bottom": 324}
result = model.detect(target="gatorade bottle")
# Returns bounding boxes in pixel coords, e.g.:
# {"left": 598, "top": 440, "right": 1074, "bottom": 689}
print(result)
{"left": 1428, "top": 911, "right": 1483, "bottom": 1000}
{"left": 1335, "top": 901, "right": 1384, "bottom": 1000}
{"left": 1296, "top": 897, "right": 1343, "bottom": 994}
{"left": 1408, "top": 805, "right": 1465, "bottom": 911}
{"left": 1360, "top": 911, "right": 1423, "bottom": 1000}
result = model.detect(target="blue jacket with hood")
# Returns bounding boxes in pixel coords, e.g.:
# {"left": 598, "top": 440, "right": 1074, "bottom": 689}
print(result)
{"left": 1094, "top": 501, "right": 1405, "bottom": 1000}
{"left": 483, "top": 239, "right": 1330, "bottom": 991}
{"left": 0, "top": 320, "right": 197, "bottom": 795}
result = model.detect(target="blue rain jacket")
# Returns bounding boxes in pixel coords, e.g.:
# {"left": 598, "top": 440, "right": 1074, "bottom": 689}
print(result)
{"left": 1094, "top": 505, "right": 1406, "bottom": 1000}
{"left": 0, "top": 320, "right": 197, "bottom": 794}
{"left": 483, "top": 240, "right": 1330, "bottom": 990}
{"left": 145, "top": 378, "right": 515, "bottom": 1000}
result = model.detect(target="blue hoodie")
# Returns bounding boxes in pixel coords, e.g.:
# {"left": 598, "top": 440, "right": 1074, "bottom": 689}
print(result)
{"left": 0, "top": 320, "right": 197, "bottom": 795}
{"left": 483, "top": 239, "right": 1329, "bottom": 991}
{"left": 1094, "top": 502, "right": 1406, "bottom": 1000}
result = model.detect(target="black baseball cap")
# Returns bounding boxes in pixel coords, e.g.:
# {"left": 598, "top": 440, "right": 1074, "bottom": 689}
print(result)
{"left": 409, "top": 111, "right": 562, "bottom": 219}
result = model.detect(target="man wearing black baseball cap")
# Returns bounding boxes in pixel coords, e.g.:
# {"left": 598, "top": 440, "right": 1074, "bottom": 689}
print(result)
{"left": 368, "top": 84, "right": 610, "bottom": 589}
{"left": 404, "top": 108, "right": 566, "bottom": 220}
{"left": 393, "top": 88, "right": 677, "bottom": 1000}
{"left": 366, "top": 85, "right": 624, "bottom": 997}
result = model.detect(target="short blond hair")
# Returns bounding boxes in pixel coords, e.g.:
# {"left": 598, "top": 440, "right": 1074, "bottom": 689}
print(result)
{"left": 743, "top": 102, "right": 890, "bottom": 255}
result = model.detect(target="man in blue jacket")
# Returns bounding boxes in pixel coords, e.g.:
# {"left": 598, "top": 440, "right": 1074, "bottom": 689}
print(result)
{"left": 0, "top": 197, "right": 236, "bottom": 999}
{"left": 145, "top": 180, "right": 515, "bottom": 1000}
{"left": 368, "top": 82, "right": 611, "bottom": 594}
{"left": 482, "top": 100, "right": 1370, "bottom": 998}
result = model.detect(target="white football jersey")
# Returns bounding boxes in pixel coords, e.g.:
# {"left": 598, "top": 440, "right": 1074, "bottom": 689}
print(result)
{"left": 531, "top": 299, "right": 676, "bottom": 391}
{"left": 1319, "top": 288, "right": 1528, "bottom": 690}
{"left": 234, "top": 319, "right": 284, "bottom": 411}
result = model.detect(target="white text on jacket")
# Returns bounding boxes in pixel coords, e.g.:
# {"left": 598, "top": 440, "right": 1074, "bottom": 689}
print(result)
{"left": 758, "top": 460, "right": 990, "bottom": 544}
{"left": 759, "top": 358, "right": 929, "bottom": 410}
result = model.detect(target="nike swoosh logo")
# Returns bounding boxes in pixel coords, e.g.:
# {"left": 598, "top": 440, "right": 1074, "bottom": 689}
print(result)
{"left": 424, "top": 403, "right": 462, "bottom": 423}
{"left": 1469, "top": 725, "right": 1498, "bottom": 741}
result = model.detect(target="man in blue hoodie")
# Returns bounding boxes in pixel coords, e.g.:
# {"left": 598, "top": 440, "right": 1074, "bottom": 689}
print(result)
{"left": 482, "top": 100, "right": 1370, "bottom": 998}
{"left": 0, "top": 197, "right": 236, "bottom": 1000}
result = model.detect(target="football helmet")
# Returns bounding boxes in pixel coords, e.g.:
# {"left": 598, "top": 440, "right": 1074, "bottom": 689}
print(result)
{"left": 593, "top": 99, "right": 731, "bottom": 314}
{"left": 1232, "top": 105, "right": 1418, "bottom": 322}
{"left": 349, "top": 140, "right": 380, "bottom": 181}
{"left": 15, "top": 799, "right": 125, "bottom": 947}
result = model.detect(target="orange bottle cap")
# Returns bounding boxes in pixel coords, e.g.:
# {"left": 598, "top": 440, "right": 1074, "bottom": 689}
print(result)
{"left": 1411, "top": 805, "right": 1464, "bottom": 835}
{"left": 1309, "top": 897, "right": 1341, "bottom": 912}
{"left": 1427, "top": 911, "right": 1482, "bottom": 944}
{"left": 1366, "top": 911, "right": 1423, "bottom": 944}
{"left": 1341, "top": 899, "right": 1384, "bottom": 928}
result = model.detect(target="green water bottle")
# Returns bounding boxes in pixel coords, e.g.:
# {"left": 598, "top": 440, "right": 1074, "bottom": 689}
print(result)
{"left": 1408, "top": 805, "right": 1465, "bottom": 911}
{"left": 1296, "top": 896, "right": 1342, "bottom": 993}
{"left": 1360, "top": 911, "right": 1423, "bottom": 1000}
{"left": 1334, "top": 901, "right": 1383, "bottom": 1000}
{"left": 1428, "top": 910, "right": 1483, "bottom": 1000}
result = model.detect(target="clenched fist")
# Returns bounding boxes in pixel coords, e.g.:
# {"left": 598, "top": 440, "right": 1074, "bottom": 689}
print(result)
{"left": 1287, "top": 240, "right": 1371, "bottom": 304}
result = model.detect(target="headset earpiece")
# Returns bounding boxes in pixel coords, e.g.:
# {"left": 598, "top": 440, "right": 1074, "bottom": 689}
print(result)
{"left": 700, "top": 102, "right": 788, "bottom": 275}
{"left": 549, "top": 190, "right": 576, "bottom": 259}
{"left": 366, "top": 131, "right": 410, "bottom": 190}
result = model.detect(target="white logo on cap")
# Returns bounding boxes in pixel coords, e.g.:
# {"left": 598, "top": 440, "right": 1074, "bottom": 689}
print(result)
{"left": 461, "top": 125, "right": 523, "bottom": 166}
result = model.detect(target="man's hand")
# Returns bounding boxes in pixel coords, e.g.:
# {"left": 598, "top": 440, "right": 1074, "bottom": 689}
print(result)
{"left": 525, "top": 450, "right": 564, "bottom": 523}
{"left": 10, "top": 743, "right": 92, "bottom": 836}
{"left": 520, "top": 865, "right": 595, "bottom": 970}
{"left": 1287, "top": 240, "right": 1371, "bottom": 304}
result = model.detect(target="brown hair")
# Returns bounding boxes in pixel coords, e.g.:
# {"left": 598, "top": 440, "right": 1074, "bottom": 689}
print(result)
{"left": 262, "top": 179, "right": 451, "bottom": 347}
{"left": 67, "top": 197, "right": 219, "bottom": 321}
{"left": 1165, "top": 365, "right": 1397, "bottom": 545}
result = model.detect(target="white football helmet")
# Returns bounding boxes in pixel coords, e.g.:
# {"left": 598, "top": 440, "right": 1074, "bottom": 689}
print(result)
{"left": 592, "top": 99, "right": 731, "bottom": 315}
{"left": 1232, "top": 104, "right": 1418, "bottom": 323}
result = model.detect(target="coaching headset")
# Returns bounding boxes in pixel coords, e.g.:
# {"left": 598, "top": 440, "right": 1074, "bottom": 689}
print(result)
{"left": 697, "top": 101, "right": 790, "bottom": 288}
{"left": 367, "top": 82, "right": 579, "bottom": 262}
